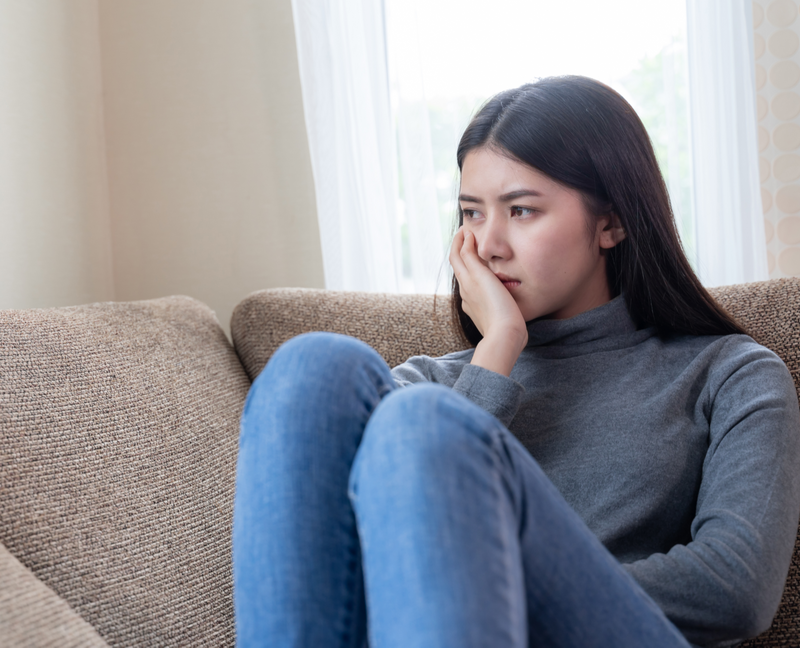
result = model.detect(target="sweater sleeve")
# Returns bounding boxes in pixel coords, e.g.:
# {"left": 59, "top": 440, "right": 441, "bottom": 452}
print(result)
{"left": 391, "top": 352, "right": 525, "bottom": 427}
{"left": 623, "top": 339, "right": 800, "bottom": 648}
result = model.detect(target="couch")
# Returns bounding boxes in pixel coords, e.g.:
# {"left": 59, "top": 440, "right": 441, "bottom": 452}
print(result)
{"left": 1, "top": 279, "right": 799, "bottom": 646}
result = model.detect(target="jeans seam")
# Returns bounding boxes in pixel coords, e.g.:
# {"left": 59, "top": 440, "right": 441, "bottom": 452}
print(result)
{"left": 336, "top": 519, "right": 362, "bottom": 648}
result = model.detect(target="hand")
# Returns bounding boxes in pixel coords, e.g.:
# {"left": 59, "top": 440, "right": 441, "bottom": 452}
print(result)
{"left": 449, "top": 228, "right": 528, "bottom": 376}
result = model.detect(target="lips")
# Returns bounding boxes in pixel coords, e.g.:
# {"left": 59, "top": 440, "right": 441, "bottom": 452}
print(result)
{"left": 495, "top": 273, "right": 521, "bottom": 289}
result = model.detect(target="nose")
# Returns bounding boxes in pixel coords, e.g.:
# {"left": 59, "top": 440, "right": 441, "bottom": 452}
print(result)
{"left": 475, "top": 213, "right": 512, "bottom": 261}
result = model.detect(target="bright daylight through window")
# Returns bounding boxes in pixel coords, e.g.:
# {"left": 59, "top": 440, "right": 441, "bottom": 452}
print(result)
{"left": 385, "top": 0, "right": 692, "bottom": 292}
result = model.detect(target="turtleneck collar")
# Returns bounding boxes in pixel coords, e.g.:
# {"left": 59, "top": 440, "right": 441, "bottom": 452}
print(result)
{"left": 525, "top": 295, "right": 645, "bottom": 351}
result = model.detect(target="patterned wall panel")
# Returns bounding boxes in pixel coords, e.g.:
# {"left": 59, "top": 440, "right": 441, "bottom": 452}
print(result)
{"left": 754, "top": 0, "right": 800, "bottom": 278}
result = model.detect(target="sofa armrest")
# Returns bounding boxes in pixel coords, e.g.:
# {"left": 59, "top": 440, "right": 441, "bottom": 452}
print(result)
{"left": 0, "top": 296, "right": 247, "bottom": 645}
{"left": 0, "top": 542, "right": 108, "bottom": 647}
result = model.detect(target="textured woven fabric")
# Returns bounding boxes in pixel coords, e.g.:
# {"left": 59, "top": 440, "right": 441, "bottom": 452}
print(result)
{"left": 710, "top": 279, "right": 800, "bottom": 400}
{"left": 233, "top": 280, "right": 800, "bottom": 646}
{"left": 230, "top": 288, "right": 467, "bottom": 379}
{"left": 0, "top": 542, "right": 109, "bottom": 647}
{"left": 0, "top": 296, "right": 250, "bottom": 647}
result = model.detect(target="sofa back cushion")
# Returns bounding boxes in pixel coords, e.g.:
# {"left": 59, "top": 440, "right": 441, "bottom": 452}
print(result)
{"left": 0, "top": 296, "right": 250, "bottom": 646}
{"left": 230, "top": 288, "right": 467, "bottom": 380}
{"left": 710, "top": 279, "right": 800, "bottom": 399}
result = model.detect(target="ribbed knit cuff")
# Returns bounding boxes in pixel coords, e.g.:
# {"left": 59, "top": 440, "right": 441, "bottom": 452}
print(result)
{"left": 452, "top": 363, "right": 524, "bottom": 427}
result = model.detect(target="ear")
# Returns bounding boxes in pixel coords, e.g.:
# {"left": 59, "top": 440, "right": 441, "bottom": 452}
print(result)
{"left": 597, "top": 212, "right": 626, "bottom": 249}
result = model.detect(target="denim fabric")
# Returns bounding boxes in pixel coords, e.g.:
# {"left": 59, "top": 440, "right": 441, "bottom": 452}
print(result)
{"left": 232, "top": 332, "right": 691, "bottom": 648}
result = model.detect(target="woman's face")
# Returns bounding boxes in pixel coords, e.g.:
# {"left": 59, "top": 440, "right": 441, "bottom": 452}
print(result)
{"left": 459, "top": 146, "right": 622, "bottom": 321}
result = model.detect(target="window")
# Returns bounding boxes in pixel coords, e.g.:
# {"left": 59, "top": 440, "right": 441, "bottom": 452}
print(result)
{"left": 385, "top": 0, "right": 693, "bottom": 291}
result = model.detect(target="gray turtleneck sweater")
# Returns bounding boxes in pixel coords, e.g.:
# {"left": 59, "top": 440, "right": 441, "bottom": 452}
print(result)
{"left": 390, "top": 296, "right": 800, "bottom": 648}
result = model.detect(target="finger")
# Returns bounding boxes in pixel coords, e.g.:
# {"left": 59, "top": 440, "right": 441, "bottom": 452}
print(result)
{"left": 450, "top": 228, "right": 465, "bottom": 263}
{"left": 449, "top": 230, "right": 469, "bottom": 279}
{"left": 460, "top": 230, "right": 480, "bottom": 258}
{"left": 450, "top": 251, "right": 467, "bottom": 282}
{"left": 460, "top": 298, "right": 483, "bottom": 335}
{"left": 460, "top": 231, "right": 487, "bottom": 272}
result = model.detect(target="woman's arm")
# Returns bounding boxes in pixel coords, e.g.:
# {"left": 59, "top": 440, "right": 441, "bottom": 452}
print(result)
{"left": 387, "top": 227, "right": 530, "bottom": 426}
{"left": 391, "top": 351, "right": 524, "bottom": 428}
{"left": 623, "top": 340, "right": 800, "bottom": 647}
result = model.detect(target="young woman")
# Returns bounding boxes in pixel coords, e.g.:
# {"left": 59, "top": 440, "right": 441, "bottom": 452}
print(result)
{"left": 232, "top": 76, "right": 800, "bottom": 648}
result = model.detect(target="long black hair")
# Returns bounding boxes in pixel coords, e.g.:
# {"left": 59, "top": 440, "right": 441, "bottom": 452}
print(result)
{"left": 452, "top": 75, "right": 745, "bottom": 345}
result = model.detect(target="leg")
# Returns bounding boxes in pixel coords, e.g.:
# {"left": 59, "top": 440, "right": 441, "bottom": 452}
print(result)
{"left": 349, "top": 384, "right": 691, "bottom": 648}
{"left": 232, "top": 332, "right": 395, "bottom": 648}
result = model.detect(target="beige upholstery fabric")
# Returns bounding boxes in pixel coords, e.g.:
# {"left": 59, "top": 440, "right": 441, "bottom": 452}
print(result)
{"left": 0, "top": 542, "right": 109, "bottom": 647}
{"left": 709, "top": 279, "right": 800, "bottom": 647}
{"left": 710, "top": 279, "right": 800, "bottom": 400}
{"left": 233, "top": 280, "right": 800, "bottom": 646}
{"left": 0, "top": 296, "right": 250, "bottom": 647}
{"left": 231, "top": 288, "right": 467, "bottom": 379}
{"left": 231, "top": 280, "right": 800, "bottom": 387}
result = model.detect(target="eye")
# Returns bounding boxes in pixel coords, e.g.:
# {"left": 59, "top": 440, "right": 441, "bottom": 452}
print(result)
{"left": 462, "top": 209, "right": 482, "bottom": 221}
{"left": 511, "top": 206, "right": 536, "bottom": 218}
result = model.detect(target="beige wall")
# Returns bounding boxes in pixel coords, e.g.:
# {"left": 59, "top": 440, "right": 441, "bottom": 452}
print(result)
{"left": 99, "top": 0, "right": 323, "bottom": 334}
{"left": 0, "top": 0, "right": 114, "bottom": 309}
{"left": 754, "top": 0, "right": 800, "bottom": 278}
{"left": 0, "top": 0, "right": 323, "bottom": 335}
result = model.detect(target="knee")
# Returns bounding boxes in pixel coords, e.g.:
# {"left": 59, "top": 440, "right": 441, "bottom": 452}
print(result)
{"left": 354, "top": 384, "right": 500, "bottom": 479}
{"left": 373, "top": 383, "right": 498, "bottom": 440}
{"left": 242, "top": 332, "right": 394, "bottom": 443}
{"left": 259, "top": 331, "right": 380, "bottom": 380}
{"left": 249, "top": 332, "right": 389, "bottom": 402}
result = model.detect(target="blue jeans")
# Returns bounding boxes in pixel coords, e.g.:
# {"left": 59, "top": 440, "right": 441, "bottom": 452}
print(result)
{"left": 232, "top": 332, "right": 691, "bottom": 648}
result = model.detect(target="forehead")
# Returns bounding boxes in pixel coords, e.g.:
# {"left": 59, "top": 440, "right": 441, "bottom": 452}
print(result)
{"left": 460, "top": 147, "right": 565, "bottom": 198}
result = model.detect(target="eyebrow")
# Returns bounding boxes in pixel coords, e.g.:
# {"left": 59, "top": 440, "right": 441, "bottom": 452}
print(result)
{"left": 458, "top": 189, "right": 544, "bottom": 204}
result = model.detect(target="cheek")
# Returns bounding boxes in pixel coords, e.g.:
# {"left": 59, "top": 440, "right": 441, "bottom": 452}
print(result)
{"left": 516, "top": 224, "right": 597, "bottom": 276}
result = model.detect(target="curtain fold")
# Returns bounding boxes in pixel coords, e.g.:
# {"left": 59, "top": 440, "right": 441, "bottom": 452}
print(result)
{"left": 686, "top": 0, "right": 769, "bottom": 286}
{"left": 385, "top": 0, "right": 446, "bottom": 294}
{"left": 290, "top": 0, "right": 401, "bottom": 292}
{"left": 292, "top": 0, "right": 770, "bottom": 292}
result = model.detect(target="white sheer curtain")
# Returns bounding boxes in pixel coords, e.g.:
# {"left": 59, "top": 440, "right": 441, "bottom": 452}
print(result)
{"left": 290, "top": 0, "right": 401, "bottom": 292}
{"left": 292, "top": 0, "right": 769, "bottom": 292}
{"left": 385, "top": 0, "right": 446, "bottom": 294}
{"left": 686, "top": 0, "right": 769, "bottom": 286}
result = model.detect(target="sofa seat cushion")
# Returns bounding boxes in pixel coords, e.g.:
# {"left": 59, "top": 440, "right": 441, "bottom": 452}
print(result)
{"left": 0, "top": 296, "right": 250, "bottom": 646}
